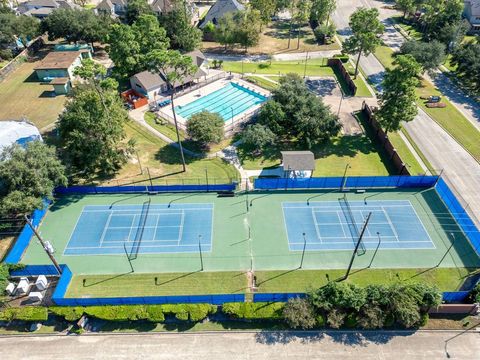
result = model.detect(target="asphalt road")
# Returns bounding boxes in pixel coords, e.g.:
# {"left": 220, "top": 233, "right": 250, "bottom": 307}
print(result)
{"left": 332, "top": 0, "right": 480, "bottom": 226}
{"left": 0, "top": 331, "right": 478, "bottom": 360}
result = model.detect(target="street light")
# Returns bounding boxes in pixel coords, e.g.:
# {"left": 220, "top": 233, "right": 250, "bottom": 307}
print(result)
{"left": 368, "top": 232, "right": 382, "bottom": 268}
{"left": 341, "top": 163, "right": 351, "bottom": 191}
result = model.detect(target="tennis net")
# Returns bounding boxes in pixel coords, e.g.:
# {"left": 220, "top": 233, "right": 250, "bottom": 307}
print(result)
{"left": 128, "top": 199, "right": 151, "bottom": 260}
{"left": 340, "top": 194, "right": 366, "bottom": 255}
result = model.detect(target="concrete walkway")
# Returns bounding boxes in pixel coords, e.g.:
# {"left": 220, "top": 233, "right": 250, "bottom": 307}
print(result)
{"left": 1, "top": 330, "right": 479, "bottom": 359}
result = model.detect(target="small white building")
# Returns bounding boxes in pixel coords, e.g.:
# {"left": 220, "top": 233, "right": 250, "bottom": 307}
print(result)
{"left": 0, "top": 120, "right": 42, "bottom": 151}
{"left": 5, "top": 283, "right": 16, "bottom": 296}
{"left": 28, "top": 292, "right": 44, "bottom": 302}
{"left": 15, "top": 277, "right": 30, "bottom": 295}
{"left": 35, "top": 275, "right": 48, "bottom": 291}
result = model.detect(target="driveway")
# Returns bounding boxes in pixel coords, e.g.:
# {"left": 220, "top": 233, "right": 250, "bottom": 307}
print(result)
{"left": 0, "top": 330, "right": 479, "bottom": 359}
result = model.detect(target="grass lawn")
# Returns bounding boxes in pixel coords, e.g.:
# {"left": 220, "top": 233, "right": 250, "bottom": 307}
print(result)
{"left": 101, "top": 120, "right": 238, "bottom": 185}
{"left": 222, "top": 58, "right": 335, "bottom": 77}
{"left": 202, "top": 20, "right": 340, "bottom": 55}
{"left": 387, "top": 131, "right": 425, "bottom": 175}
{"left": 66, "top": 271, "right": 248, "bottom": 297}
{"left": 373, "top": 45, "right": 396, "bottom": 70}
{"left": 338, "top": 61, "right": 372, "bottom": 97}
{"left": 65, "top": 266, "right": 478, "bottom": 298}
{"left": 0, "top": 52, "right": 66, "bottom": 130}
{"left": 144, "top": 112, "right": 233, "bottom": 155}
{"left": 239, "top": 132, "right": 395, "bottom": 176}
{"left": 245, "top": 75, "right": 279, "bottom": 91}
{"left": 391, "top": 16, "right": 423, "bottom": 41}
{"left": 416, "top": 79, "right": 480, "bottom": 161}
{"left": 255, "top": 267, "right": 480, "bottom": 293}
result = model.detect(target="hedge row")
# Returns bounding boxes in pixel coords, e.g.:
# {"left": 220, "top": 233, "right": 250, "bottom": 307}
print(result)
{"left": 0, "top": 307, "right": 48, "bottom": 322}
{"left": 222, "top": 302, "right": 284, "bottom": 320}
{"left": 49, "top": 304, "right": 217, "bottom": 323}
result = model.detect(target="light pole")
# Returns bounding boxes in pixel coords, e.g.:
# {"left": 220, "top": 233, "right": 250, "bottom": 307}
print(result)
{"left": 198, "top": 235, "right": 204, "bottom": 271}
{"left": 341, "top": 163, "right": 351, "bottom": 191}
{"left": 299, "top": 232, "right": 307, "bottom": 269}
{"left": 335, "top": 78, "right": 344, "bottom": 117}
{"left": 368, "top": 232, "right": 382, "bottom": 268}
{"left": 303, "top": 51, "right": 309, "bottom": 79}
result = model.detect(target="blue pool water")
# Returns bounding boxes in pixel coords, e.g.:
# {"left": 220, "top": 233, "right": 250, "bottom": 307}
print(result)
{"left": 175, "top": 82, "right": 267, "bottom": 121}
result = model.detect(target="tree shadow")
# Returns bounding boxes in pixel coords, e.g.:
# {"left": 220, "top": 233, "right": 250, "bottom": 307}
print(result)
{"left": 255, "top": 330, "right": 415, "bottom": 346}
{"left": 155, "top": 143, "right": 203, "bottom": 166}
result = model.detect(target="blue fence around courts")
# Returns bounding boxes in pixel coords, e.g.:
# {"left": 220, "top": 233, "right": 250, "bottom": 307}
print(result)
{"left": 10, "top": 264, "right": 61, "bottom": 277}
{"left": 55, "top": 183, "right": 237, "bottom": 195}
{"left": 50, "top": 265, "right": 245, "bottom": 306}
{"left": 254, "top": 176, "right": 438, "bottom": 190}
{"left": 435, "top": 179, "right": 480, "bottom": 257}
{"left": 4, "top": 201, "right": 50, "bottom": 264}
{"left": 442, "top": 291, "right": 470, "bottom": 303}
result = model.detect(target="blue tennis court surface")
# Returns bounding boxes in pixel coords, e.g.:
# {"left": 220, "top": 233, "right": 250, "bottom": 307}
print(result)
{"left": 64, "top": 204, "right": 213, "bottom": 256}
{"left": 283, "top": 200, "right": 434, "bottom": 251}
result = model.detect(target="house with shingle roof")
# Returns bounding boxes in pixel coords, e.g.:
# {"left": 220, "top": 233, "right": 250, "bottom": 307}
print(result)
{"left": 18, "top": 0, "right": 79, "bottom": 18}
{"left": 129, "top": 50, "right": 208, "bottom": 100}
{"left": 95, "top": 0, "right": 126, "bottom": 17}
{"left": 464, "top": 0, "right": 480, "bottom": 32}
{"left": 199, "top": 0, "right": 244, "bottom": 29}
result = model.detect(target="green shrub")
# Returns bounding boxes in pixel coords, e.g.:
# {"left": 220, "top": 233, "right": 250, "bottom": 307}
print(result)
{"left": 145, "top": 305, "right": 165, "bottom": 322}
{"left": 419, "top": 313, "right": 429, "bottom": 327}
{"left": 49, "top": 307, "right": 85, "bottom": 321}
{"left": 344, "top": 313, "right": 358, "bottom": 328}
{"left": 0, "top": 307, "right": 48, "bottom": 322}
{"left": 162, "top": 304, "right": 216, "bottom": 322}
{"left": 315, "top": 315, "right": 325, "bottom": 327}
{"left": 84, "top": 306, "right": 148, "bottom": 321}
{"left": 258, "top": 62, "right": 271, "bottom": 69}
{"left": 222, "top": 302, "right": 284, "bottom": 320}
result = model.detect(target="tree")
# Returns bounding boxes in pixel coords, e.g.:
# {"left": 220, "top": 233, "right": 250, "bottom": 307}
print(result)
{"left": 125, "top": 0, "right": 153, "bottom": 25}
{"left": 283, "top": 297, "right": 316, "bottom": 329}
{"left": 43, "top": 9, "right": 111, "bottom": 46}
{"left": 451, "top": 39, "right": 480, "bottom": 92}
{"left": 106, "top": 14, "right": 169, "bottom": 78}
{"left": 396, "top": 0, "right": 416, "bottom": 18}
{"left": 291, "top": 0, "right": 312, "bottom": 49}
{"left": 186, "top": 111, "right": 224, "bottom": 146}
{"left": 376, "top": 54, "right": 421, "bottom": 135}
{"left": 234, "top": 9, "right": 262, "bottom": 52}
{"left": 261, "top": 73, "right": 340, "bottom": 147}
{"left": 310, "top": 0, "right": 336, "bottom": 27}
{"left": 342, "top": 8, "right": 385, "bottom": 78}
{"left": 241, "top": 124, "right": 275, "bottom": 153}
{"left": 250, "top": 0, "right": 276, "bottom": 27}
{"left": 146, "top": 49, "right": 198, "bottom": 172}
{"left": 58, "top": 86, "right": 133, "bottom": 176}
{"left": 214, "top": 12, "right": 237, "bottom": 50}
{"left": 12, "top": 15, "right": 40, "bottom": 47}
{"left": 158, "top": 9, "right": 202, "bottom": 52}
{"left": 309, "top": 282, "right": 367, "bottom": 313}
{"left": 400, "top": 39, "right": 446, "bottom": 74}
{"left": 0, "top": 142, "right": 66, "bottom": 216}
{"left": 313, "top": 23, "right": 336, "bottom": 44}
{"left": 421, "top": 0, "right": 464, "bottom": 46}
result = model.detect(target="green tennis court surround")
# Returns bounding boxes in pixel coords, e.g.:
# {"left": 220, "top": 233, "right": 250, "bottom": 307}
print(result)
{"left": 21, "top": 189, "right": 480, "bottom": 276}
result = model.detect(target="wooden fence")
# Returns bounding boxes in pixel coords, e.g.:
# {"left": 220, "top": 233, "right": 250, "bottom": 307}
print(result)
{"left": 327, "top": 58, "right": 357, "bottom": 96}
{"left": 361, "top": 102, "right": 411, "bottom": 175}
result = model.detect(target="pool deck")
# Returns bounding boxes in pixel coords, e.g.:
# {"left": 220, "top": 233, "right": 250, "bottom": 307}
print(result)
{"left": 157, "top": 76, "right": 270, "bottom": 132}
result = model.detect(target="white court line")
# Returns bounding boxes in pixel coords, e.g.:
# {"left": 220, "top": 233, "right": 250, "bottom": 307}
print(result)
{"left": 107, "top": 225, "right": 182, "bottom": 229}
{"left": 336, "top": 211, "right": 348, "bottom": 238}
{"left": 98, "top": 211, "right": 113, "bottom": 247}
{"left": 177, "top": 210, "right": 185, "bottom": 244}
{"left": 62, "top": 205, "right": 87, "bottom": 256}
{"left": 409, "top": 204, "right": 436, "bottom": 249}
{"left": 311, "top": 208, "right": 323, "bottom": 242}
{"left": 382, "top": 206, "right": 400, "bottom": 242}
{"left": 66, "top": 242, "right": 212, "bottom": 250}
{"left": 152, "top": 213, "right": 160, "bottom": 241}
{"left": 83, "top": 208, "right": 213, "bottom": 213}
{"left": 126, "top": 214, "right": 136, "bottom": 243}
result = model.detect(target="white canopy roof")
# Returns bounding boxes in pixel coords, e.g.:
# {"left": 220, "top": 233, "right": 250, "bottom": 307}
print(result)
{"left": 0, "top": 120, "right": 42, "bottom": 151}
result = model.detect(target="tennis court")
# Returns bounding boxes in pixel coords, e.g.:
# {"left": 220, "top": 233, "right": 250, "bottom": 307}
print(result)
{"left": 64, "top": 203, "right": 213, "bottom": 256}
{"left": 283, "top": 199, "right": 435, "bottom": 251}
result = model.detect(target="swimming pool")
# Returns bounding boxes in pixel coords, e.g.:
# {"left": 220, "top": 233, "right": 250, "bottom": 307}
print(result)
{"left": 174, "top": 82, "right": 267, "bottom": 121}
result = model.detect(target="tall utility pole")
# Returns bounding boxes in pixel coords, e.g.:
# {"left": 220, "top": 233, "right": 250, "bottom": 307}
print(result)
{"left": 24, "top": 215, "right": 63, "bottom": 275}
